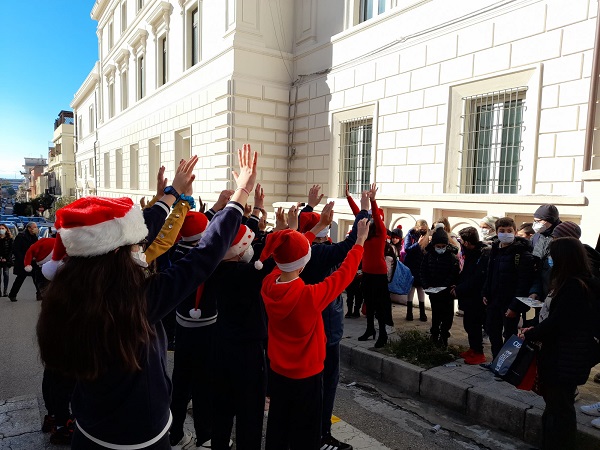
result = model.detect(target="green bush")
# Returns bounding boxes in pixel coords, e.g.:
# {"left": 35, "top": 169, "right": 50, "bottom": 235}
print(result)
{"left": 386, "top": 329, "right": 467, "bottom": 369}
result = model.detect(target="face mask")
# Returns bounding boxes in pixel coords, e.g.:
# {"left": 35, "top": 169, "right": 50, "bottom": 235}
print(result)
{"left": 435, "top": 247, "right": 446, "bottom": 255}
{"left": 0, "top": 229, "right": 5, "bottom": 236}
{"left": 240, "top": 246, "right": 254, "bottom": 263}
{"left": 481, "top": 228, "right": 490, "bottom": 237}
{"left": 131, "top": 249, "right": 148, "bottom": 268}
{"left": 497, "top": 233, "right": 515, "bottom": 244}
{"left": 532, "top": 222, "right": 548, "bottom": 233}
{"left": 419, "top": 230, "right": 427, "bottom": 236}
{"left": 547, "top": 256, "right": 554, "bottom": 268}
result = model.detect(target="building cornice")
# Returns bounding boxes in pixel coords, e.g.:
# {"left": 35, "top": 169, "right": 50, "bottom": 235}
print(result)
{"left": 71, "top": 62, "right": 100, "bottom": 109}
{"left": 147, "top": 1, "right": 174, "bottom": 37}
{"left": 115, "top": 48, "right": 131, "bottom": 72}
{"left": 128, "top": 29, "right": 149, "bottom": 56}
{"left": 91, "top": 0, "right": 110, "bottom": 21}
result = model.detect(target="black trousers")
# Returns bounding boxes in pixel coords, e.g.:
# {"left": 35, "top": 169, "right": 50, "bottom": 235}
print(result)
{"left": 8, "top": 271, "right": 39, "bottom": 297}
{"left": 42, "top": 368, "right": 75, "bottom": 424}
{"left": 362, "top": 273, "right": 393, "bottom": 328}
{"left": 430, "top": 293, "right": 454, "bottom": 340}
{"left": 486, "top": 303, "right": 520, "bottom": 358}
{"left": 462, "top": 299, "right": 485, "bottom": 353}
{"left": 321, "top": 343, "right": 340, "bottom": 437}
{"left": 541, "top": 383, "right": 577, "bottom": 450}
{"left": 169, "top": 324, "right": 215, "bottom": 445}
{"left": 345, "top": 276, "right": 363, "bottom": 313}
{"left": 265, "top": 370, "right": 323, "bottom": 450}
{"left": 211, "top": 340, "right": 266, "bottom": 450}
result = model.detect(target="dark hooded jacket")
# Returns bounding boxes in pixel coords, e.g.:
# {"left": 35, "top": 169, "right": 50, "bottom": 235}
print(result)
{"left": 454, "top": 242, "right": 489, "bottom": 309}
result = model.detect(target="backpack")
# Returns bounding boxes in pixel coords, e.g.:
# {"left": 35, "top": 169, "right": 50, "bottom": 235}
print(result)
{"left": 388, "top": 259, "right": 414, "bottom": 295}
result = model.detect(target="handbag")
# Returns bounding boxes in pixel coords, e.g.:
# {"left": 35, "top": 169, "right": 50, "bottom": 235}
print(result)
{"left": 489, "top": 335, "right": 538, "bottom": 389}
{"left": 388, "top": 258, "right": 414, "bottom": 295}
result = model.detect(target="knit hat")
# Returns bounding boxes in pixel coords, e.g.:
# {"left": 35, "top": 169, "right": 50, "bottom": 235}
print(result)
{"left": 24, "top": 237, "right": 55, "bottom": 272}
{"left": 223, "top": 225, "right": 255, "bottom": 260}
{"left": 391, "top": 226, "right": 402, "bottom": 237}
{"left": 430, "top": 227, "right": 449, "bottom": 245}
{"left": 298, "top": 212, "right": 320, "bottom": 233}
{"left": 42, "top": 197, "right": 147, "bottom": 280}
{"left": 551, "top": 221, "right": 581, "bottom": 239}
{"left": 180, "top": 211, "right": 208, "bottom": 242}
{"left": 480, "top": 215, "right": 499, "bottom": 229}
{"left": 255, "top": 229, "right": 312, "bottom": 271}
{"left": 534, "top": 204, "right": 560, "bottom": 224}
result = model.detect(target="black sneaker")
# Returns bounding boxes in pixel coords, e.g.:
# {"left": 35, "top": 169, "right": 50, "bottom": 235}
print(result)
{"left": 8, "top": 295, "right": 17, "bottom": 302}
{"left": 50, "top": 418, "right": 75, "bottom": 445}
{"left": 320, "top": 434, "right": 353, "bottom": 450}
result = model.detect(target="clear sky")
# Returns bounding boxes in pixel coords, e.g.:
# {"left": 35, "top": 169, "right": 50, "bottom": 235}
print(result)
{"left": 0, "top": 2, "right": 97, "bottom": 179}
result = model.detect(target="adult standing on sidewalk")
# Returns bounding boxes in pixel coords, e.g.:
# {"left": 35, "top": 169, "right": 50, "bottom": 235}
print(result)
{"left": 8, "top": 222, "right": 39, "bottom": 302}
{"left": 403, "top": 219, "right": 429, "bottom": 321}
{"left": 529, "top": 204, "right": 561, "bottom": 304}
{"left": 522, "top": 237, "right": 600, "bottom": 450}
{"left": 0, "top": 223, "right": 13, "bottom": 297}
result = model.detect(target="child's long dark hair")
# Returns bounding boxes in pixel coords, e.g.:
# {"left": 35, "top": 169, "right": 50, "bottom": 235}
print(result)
{"left": 37, "top": 247, "right": 155, "bottom": 381}
{"left": 549, "top": 237, "right": 592, "bottom": 297}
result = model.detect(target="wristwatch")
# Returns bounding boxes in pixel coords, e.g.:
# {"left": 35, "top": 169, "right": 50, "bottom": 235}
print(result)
{"left": 164, "top": 186, "right": 180, "bottom": 200}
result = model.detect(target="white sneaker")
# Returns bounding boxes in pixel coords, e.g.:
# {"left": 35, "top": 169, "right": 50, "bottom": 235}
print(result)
{"left": 580, "top": 402, "right": 600, "bottom": 417}
{"left": 172, "top": 432, "right": 195, "bottom": 449}
{"left": 199, "top": 439, "right": 233, "bottom": 449}
{"left": 386, "top": 325, "right": 396, "bottom": 335}
{"left": 592, "top": 417, "right": 600, "bottom": 429}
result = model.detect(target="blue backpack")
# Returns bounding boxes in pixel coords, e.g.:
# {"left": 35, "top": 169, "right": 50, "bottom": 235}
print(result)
{"left": 388, "top": 259, "right": 414, "bottom": 295}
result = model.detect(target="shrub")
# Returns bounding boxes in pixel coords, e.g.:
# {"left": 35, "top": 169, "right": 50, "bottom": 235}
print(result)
{"left": 386, "top": 329, "right": 467, "bottom": 369}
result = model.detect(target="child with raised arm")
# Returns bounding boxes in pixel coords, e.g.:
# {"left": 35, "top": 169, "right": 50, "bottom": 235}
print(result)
{"left": 257, "top": 204, "right": 368, "bottom": 450}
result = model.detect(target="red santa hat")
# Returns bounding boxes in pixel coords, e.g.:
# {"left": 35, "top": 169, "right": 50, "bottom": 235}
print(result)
{"left": 24, "top": 238, "right": 55, "bottom": 272}
{"left": 223, "top": 225, "right": 255, "bottom": 260}
{"left": 41, "top": 197, "right": 147, "bottom": 280}
{"left": 180, "top": 211, "right": 208, "bottom": 242}
{"left": 298, "top": 212, "right": 320, "bottom": 233}
{"left": 254, "top": 229, "right": 311, "bottom": 271}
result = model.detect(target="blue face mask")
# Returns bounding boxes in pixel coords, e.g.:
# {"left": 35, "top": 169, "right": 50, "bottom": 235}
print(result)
{"left": 435, "top": 247, "right": 446, "bottom": 255}
{"left": 547, "top": 256, "right": 553, "bottom": 268}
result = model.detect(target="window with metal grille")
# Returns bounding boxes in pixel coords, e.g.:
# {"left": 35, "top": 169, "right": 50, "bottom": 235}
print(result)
{"left": 459, "top": 87, "right": 526, "bottom": 194}
{"left": 339, "top": 117, "right": 372, "bottom": 196}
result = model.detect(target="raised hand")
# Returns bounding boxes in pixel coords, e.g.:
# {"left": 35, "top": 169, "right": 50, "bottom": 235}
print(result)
{"left": 309, "top": 201, "right": 335, "bottom": 236}
{"left": 356, "top": 218, "right": 369, "bottom": 245}
{"left": 156, "top": 165, "right": 167, "bottom": 197}
{"left": 171, "top": 156, "right": 198, "bottom": 198}
{"left": 345, "top": 181, "right": 350, "bottom": 197}
{"left": 360, "top": 190, "right": 370, "bottom": 211}
{"left": 274, "top": 207, "right": 287, "bottom": 231}
{"left": 308, "top": 184, "right": 324, "bottom": 207}
{"left": 214, "top": 189, "right": 235, "bottom": 212}
{"left": 287, "top": 205, "right": 299, "bottom": 231}
{"left": 140, "top": 196, "right": 146, "bottom": 209}
{"left": 232, "top": 143, "right": 258, "bottom": 193}
{"left": 254, "top": 183, "right": 264, "bottom": 210}
{"left": 368, "top": 183, "right": 378, "bottom": 200}
{"left": 244, "top": 204, "right": 252, "bottom": 217}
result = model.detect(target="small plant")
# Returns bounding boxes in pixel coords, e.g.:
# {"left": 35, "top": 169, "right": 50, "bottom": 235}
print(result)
{"left": 385, "top": 329, "right": 468, "bottom": 369}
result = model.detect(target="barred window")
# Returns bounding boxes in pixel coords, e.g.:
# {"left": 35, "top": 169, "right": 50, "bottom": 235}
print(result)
{"left": 339, "top": 117, "right": 372, "bottom": 196}
{"left": 459, "top": 87, "right": 526, "bottom": 194}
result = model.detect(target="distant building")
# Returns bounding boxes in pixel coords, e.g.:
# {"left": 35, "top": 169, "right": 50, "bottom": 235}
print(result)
{"left": 21, "top": 158, "right": 47, "bottom": 201}
{"left": 73, "top": 0, "right": 600, "bottom": 244}
{"left": 46, "top": 110, "right": 76, "bottom": 198}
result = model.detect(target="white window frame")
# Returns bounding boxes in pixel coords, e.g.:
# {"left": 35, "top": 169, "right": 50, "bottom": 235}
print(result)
{"left": 115, "top": 148, "right": 123, "bottom": 189}
{"left": 108, "top": 20, "right": 114, "bottom": 50}
{"left": 121, "top": 1, "right": 128, "bottom": 34}
{"left": 89, "top": 105, "right": 95, "bottom": 133}
{"left": 185, "top": 2, "right": 201, "bottom": 69}
{"left": 103, "top": 152, "right": 111, "bottom": 188}
{"left": 130, "top": 144, "right": 139, "bottom": 190}
{"left": 445, "top": 65, "right": 542, "bottom": 195}
{"left": 148, "top": 137, "right": 161, "bottom": 190}
{"left": 157, "top": 33, "right": 168, "bottom": 87}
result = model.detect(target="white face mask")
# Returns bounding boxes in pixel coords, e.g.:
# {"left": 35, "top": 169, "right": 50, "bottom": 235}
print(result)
{"left": 435, "top": 247, "right": 446, "bottom": 255}
{"left": 240, "top": 246, "right": 254, "bottom": 263}
{"left": 481, "top": 228, "right": 490, "bottom": 237}
{"left": 532, "top": 222, "right": 548, "bottom": 233}
{"left": 0, "top": 229, "right": 5, "bottom": 236}
{"left": 131, "top": 249, "right": 148, "bottom": 268}
{"left": 497, "top": 233, "right": 515, "bottom": 245}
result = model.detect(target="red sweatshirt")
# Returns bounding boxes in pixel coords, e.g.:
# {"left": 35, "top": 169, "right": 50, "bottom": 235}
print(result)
{"left": 261, "top": 242, "right": 364, "bottom": 379}
{"left": 362, "top": 199, "right": 387, "bottom": 275}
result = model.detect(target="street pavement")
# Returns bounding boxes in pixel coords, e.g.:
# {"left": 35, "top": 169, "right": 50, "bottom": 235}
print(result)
{"left": 1, "top": 281, "right": 599, "bottom": 449}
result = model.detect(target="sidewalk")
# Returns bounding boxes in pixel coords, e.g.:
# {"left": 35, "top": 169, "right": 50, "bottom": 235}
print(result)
{"left": 340, "top": 301, "right": 600, "bottom": 449}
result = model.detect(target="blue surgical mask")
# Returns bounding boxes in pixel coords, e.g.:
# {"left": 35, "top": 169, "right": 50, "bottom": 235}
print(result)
{"left": 497, "top": 233, "right": 515, "bottom": 244}
{"left": 435, "top": 247, "right": 446, "bottom": 255}
{"left": 547, "top": 256, "right": 554, "bottom": 268}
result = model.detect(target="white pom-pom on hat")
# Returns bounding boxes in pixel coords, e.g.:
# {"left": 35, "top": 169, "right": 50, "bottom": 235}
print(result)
{"left": 189, "top": 309, "right": 202, "bottom": 319}
{"left": 254, "top": 260, "right": 263, "bottom": 270}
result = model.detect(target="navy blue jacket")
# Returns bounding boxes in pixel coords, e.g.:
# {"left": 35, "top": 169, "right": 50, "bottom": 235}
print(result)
{"left": 403, "top": 229, "right": 425, "bottom": 286}
{"left": 299, "top": 207, "right": 369, "bottom": 345}
{"left": 72, "top": 202, "right": 243, "bottom": 447}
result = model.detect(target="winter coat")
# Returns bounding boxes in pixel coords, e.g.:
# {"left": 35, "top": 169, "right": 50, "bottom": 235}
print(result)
{"left": 584, "top": 244, "right": 600, "bottom": 279}
{"left": 12, "top": 230, "right": 38, "bottom": 275}
{"left": 454, "top": 242, "right": 489, "bottom": 310}
{"left": 403, "top": 229, "right": 426, "bottom": 286}
{"left": 529, "top": 225, "right": 559, "bottom": 299}
{"left": 482, "top": 237, "right": 535, "bottom": 310}
{"left": 525, "top": 277, "right": 600, "bottom": 385}
{"left": 0, "top": 236, "right": 12, "bottom": 268}
{"left": 420, "top": 244, "right": 460, "bottom": 298}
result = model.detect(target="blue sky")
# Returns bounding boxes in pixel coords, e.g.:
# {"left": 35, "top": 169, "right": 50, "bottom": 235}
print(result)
{"left": 0, "top": 2, "right": 97, "bottom": 179}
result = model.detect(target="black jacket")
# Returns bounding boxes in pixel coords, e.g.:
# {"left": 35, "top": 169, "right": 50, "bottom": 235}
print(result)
{"left": 525, "top": 277, "right": 600, "bottom": 385}
{"left": 482, "top": 237, "right": 535, "bottom": 310}
{"left": 12, "top": 230, "right": 37, "bottom": 275}
{"left": 0, "top": 236, "right": 12, "bottom": 268}
{"left": 420, "top": 244, "right": 459, "bottom": 297}
{"left": 454, "top": 242, "right": 489, "bottom": 309}
{"left": 404, "top": 229, "right": 426, "bottom": 285}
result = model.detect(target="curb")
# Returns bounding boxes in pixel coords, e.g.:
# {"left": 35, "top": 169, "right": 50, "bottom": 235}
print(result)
{"left": 340, "top": 339, "right": 600, "bottom": 449}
